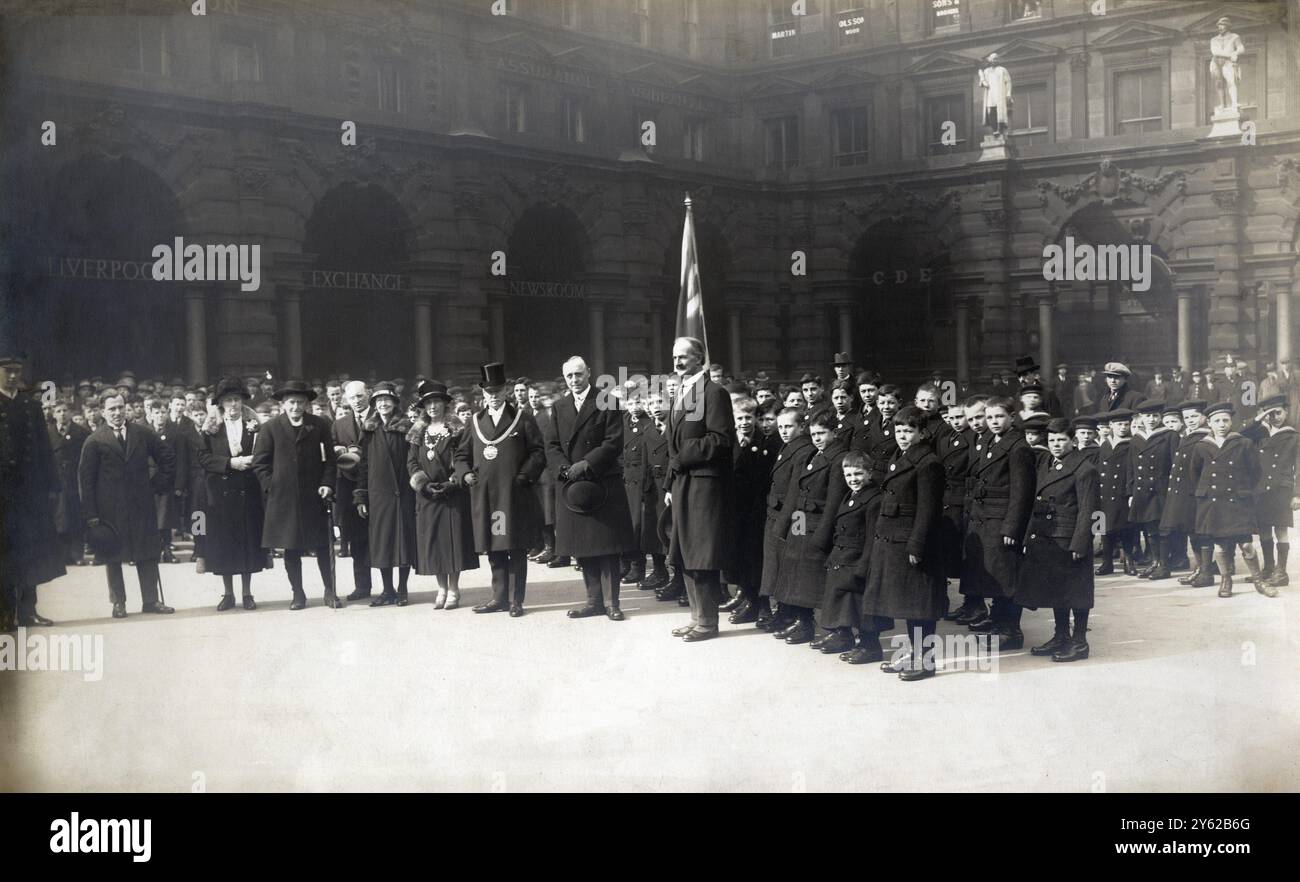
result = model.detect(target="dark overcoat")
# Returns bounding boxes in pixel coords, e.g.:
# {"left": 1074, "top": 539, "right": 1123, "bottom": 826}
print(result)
{"left": 406, "top": 424, "right": 478, "bottom": 576}
{"left": 932, "top": 423, "right": 972, "bottom": 578}
{"left": 172, "top": 417, "right": 206, "bottom": 532}
{"left": 453, "top": 403, "right": 546, "bottom": 553}
{"left": 759, "top": 434, "right": 813, "bottom": 598}
{"left": 1094, "top": 437, "right": 1134, "bottom": 533}
{"left": 723, "top": 430, "right": 774, "bottom": 590}
{"left": 1129, "top": 428, "right": 1178, "bottom": 525}
{"left": 665, "top": 375, "right": 735, "bottom": 572}
{"left": 1, "top": 391, "right": 66, "bottom": 587}
{"left": 251, "top": 413, "right": 338, "bottom": 551}
{"left": 332, "top": 408, "right": 370, "bottom": 544}
{"left": 49, "top": 420, "right": 89, "bottom": 536}
{"left": 197, "top": 419, "right": 266, "bottom": 576}
{"left": 960, "top": 430, "right": 1035, "bottom": 600}
{"left": 354, "top": 413, "right": 417, "bottom": 568}
{"left": 544, "top": 392, "right": 634, "bottom": 558}
{"left": 1090, "top": 386, "right": 1143, "bottom": 416}
{"left": 77, "top": 422, "right": 176, "bottom": 563}
{"left": 857, "top": 413, "right": 897, "bottom": 481}
{"left": 814, "top": 486, "right": 886, "bottom": 631}
{"left": 622, "top": 415, "right": 665, "bottom": 554}
{"left": 1242, "top": 422, "right": 1297, "bottom": 529}
{"left": 861, "top": 444, "right": 947, "bottom": 621}
{"left": 773, "top": 442, "right": 846, "bottom": 609}
{"left": 1158, "top": 428, "right": 1210, "bottom": 534}
{"left": 1017, "top": 450, "right": 1098, "bottom": 610}
{"left": 533, "top": 407, "right": 558, "bottom": 527}
{"left": 150, "top": 419, "right": 192, "bottom": 530}
{"left": 1193, "top": 434, "right": 1259, "bottom": 539}
{"left": 830, "top": 410, "right": 865, "bottom": 452}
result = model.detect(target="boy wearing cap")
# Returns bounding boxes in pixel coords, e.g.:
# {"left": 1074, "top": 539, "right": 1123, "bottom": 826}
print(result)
{"left": 1165, "top": 401, "right": 1215, "bottom": 586}
{"left": 1241, "top": 394, "right": 1296, "bottom": 589}
{"left": 1072, "top": 416, "right": 1100, "bottom": 464}
{"left": 1094, "top": 409, "right": 1138, "bottom": 576}
{"left": 1194, "top": 402, "right": 1270, "bottom": 597}
{"left": 1129, "top": 400, "right": 1178, "bottom": 579}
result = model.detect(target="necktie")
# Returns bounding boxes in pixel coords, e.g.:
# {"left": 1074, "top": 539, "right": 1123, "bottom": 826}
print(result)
{"left": 119, "top": 428, "right": 127, "bottom": 446}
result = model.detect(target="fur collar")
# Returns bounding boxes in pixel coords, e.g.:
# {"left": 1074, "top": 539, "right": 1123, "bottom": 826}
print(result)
{"left": 363, "top": 412, "right": 412, "bottom": 435}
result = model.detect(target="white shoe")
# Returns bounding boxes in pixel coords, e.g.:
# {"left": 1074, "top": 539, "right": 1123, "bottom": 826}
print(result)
{"left": 445, "top": 589, "right": 460, "bottom": 610}
{"left": 434, "top": 589, "right": 448, "bottom": 610}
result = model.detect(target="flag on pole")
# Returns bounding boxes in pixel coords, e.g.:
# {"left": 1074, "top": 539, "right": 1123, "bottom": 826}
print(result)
{"left": 675, "top": 192, "right": 709, "bottom": 363}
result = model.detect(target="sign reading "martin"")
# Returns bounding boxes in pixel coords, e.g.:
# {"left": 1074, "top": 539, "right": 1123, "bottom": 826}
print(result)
{"left": 506, "top": 280, "right": 585, "bottom": 299}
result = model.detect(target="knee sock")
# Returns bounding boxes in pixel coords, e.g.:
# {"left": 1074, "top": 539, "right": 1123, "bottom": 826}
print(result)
{"left": 1277, "top": 542, "right": 1290, "bottom": 573}
{"left": 1052, "top": 607, "right": 1070, "bottom": 636}
{"left": 1072, "top": 608, "right": 1089, "bottom": 641}
{"left": 1260, "top": 537, "right": 1275, "bottom": 572}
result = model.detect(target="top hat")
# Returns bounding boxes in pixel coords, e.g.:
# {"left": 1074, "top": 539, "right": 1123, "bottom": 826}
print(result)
{"left": 1014, "top": 355, "right": 1040, "bottom": 375}
{"left": 480, "top": 363, "right": 509, "bottom": 392}
{"left": 1103, "top": 362, "right": 1132, "bottom": 378}
{"left": 210, "top": 376, "right": 251, "bottom": 407}
{"left": 414, "top": 379, "right": 451, "bottom": 406}
{"left": 832, "top": 352, "right": 852, "bottom": 366}
{"left": 371, "top": 381, "right": 400, "bottom": 403}
{"left": 1259, "top": 394, "right": 1288, "bottom": 414}
{"left": 563, "top": 476, "right": 607, "bottom": 515}
{"left": 273, "top": 379, "right": 317, "bottom": 401}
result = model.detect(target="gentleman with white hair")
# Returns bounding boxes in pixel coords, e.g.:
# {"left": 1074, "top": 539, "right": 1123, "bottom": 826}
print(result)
{"left": 664, "top": 336, "right": 736, "bottom": 641}
{"left": 544, "top": 356, "right": 635, "bottom": 621}
{"left": 333, "top": 380, "right": 372, "bottom": 599}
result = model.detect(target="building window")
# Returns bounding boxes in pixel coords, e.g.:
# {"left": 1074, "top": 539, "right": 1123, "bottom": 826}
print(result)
{"left": 218, "top": 29, "right": 262, "bottom": 83}
{"left": 683, "top": 0, "right": 700, "bottom": 56}
{"left": 831, "top": 106, "right": 869, "bottom": 166}
{"left": 1114, "top": 67, "right": 1163, "bottom": 134}
{"left": 1010, "top": 0, "right": 1042, "bottom": 21}
{"left": 683, "top": 117, "right": 705, "bottom": 160}
{"left": 505, "top": 84, "right": 527, "bottom": 133}
{"left": 834, "top": 6, "right": 867, "bottom": 49}
{"left": 376, "top": 60, "right": 405, "bottom": 112}
{"left": 561, "top": 0, "right": 581, "bottom": 28}
{"left": 764, "top": 116, "right": 800, "bottom": 169}
{"left": 561, "top": 95, "right": 586, "bottom": 143}
{"left": 928, "top": 0, "right": 962, "bottom": 33}
{"left": 633, "top": 0, "right": 650, "bottom": 46}
{"left": 1010, "top": 83, "right": 1050, "bottom": 145}
{"left": 110, "top": 18, "right": 169, "bottom": 75}
{"left": 769, "top": 0, "right": 797, "bottom": 58}
{"left": 925, "top": 93, "right": 967, "bottom": 154}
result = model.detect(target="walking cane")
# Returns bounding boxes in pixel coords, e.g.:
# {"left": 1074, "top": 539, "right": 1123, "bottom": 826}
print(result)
{"left": 325, "top": 496, "right": 339, "bottom": 609}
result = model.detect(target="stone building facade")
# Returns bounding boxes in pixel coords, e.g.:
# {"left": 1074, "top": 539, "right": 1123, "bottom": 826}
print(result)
{"left": 4, "top": 0, "right": 1300, "bottom": 389}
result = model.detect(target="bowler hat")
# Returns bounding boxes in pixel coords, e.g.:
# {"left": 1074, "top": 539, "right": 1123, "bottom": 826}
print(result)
{"left": 414, "top": 379, "right": 451, "bottom": 406}
{"left": 563, "top": 476, "right": 607, "bottom": 515}
{"left": 832, "top": 352, "right": 852, "bottom": 366}
{"left": 273, "top": 379, "right": 317, "bottom": 401}
{"left": 1014, "top": 355, "right": 1040, "bottom": 375}
{"left": 656, "top": 505, "right": 674, "bottom": 550}
{"left": 336, "top": 450, "right": 361, "bottom": 473}
{"left": 481, "top": 362, "right": 509, "bottom": 392}
{"left": 86, "top": 521, "right": 121, "bottom": 558}
{"left": 210, "top": 376, "right": 251, "bottom": 407}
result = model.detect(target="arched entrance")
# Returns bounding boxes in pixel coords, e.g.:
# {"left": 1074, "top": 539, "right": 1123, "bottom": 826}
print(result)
{"left": 502, "top": 203, "right": 590, "bottom": 379}
{"left": 5, "top": 154, "right": 185, "bottom": 383}
{"left": 660, "top": 218, "right": 730, "bottom": 368}
{"left": 1050, "top": 204, "right": 1177, "bottom": 375}
{"left": 301, "top": 182, "right": 413, "bottom": 380}
{"left": 849, "top": 222, "right": 951, "bottom": 389}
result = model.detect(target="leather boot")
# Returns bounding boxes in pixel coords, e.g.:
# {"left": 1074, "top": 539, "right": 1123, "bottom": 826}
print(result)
{"left": 1215, "top": 550, "right": 1234, "bottom": 598}
{"left": 621, "top": 556, "right": 646, "bottom": 585}
{"left": 1031, "top": 630, "right": 1070, "bottom": 656}
{"left": 655, "top": 568, "right": 685, "bottom": 601}
{"left": 1121, "top": 548, "right": 1138, "bottom": 576}
{"left": 1243, "top": 549, "right": 1277, "bottom": 597}
{"left": 641, "top": 560, "right": 669, "bottom": 591}
{"left": 1094, "top": 535, "right": 1115, "bottom": 576}
{"left": 719, "top": 590, "right": 745, "bottom": 613}
{"left": 1177, "top": 547, "right": 1203, "bottom": 584}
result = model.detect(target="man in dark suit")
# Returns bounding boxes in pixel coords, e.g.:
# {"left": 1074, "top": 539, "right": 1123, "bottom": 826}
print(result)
{"left": 333, "top": 380, "right": 373, "bottom": 600}
{"left": 48, "top": 399, "right": 90, "bottom": 566}
{"left": 78, "top": 390, "right": 176, "bottom": 619}
{"left": 544, "top": 356, "right": 635, "bottom": 622}
{"left": 1091, "top": 362, "right": 1143, "bottom": 415}
{"left": 665, "top": 336, "right": 736, "bottom": 642}
{"left": 251, "top": 379, "right": 340, "bottom": 610}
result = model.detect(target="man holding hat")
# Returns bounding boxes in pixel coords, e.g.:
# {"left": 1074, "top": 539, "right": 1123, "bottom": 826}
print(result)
{"left": 78, "top": 388, "right": 176, "bottom": 619}
{"left": 1241, "top": 394, "right": 1296, "bottom": 589}
{"left": 0, "top": 351, "right": 66, "bottom": 629}
{"left": 251, "top": 379, "right": 341, "bottom": 610}
{"left": 454, "top": 362, "right": 546, "bottom": 617}
{"left": 544, "top": 356, "right": 635, "bottom": 621}
{"left": 1092, "top": 362, "right": 1142, "bottom": 415}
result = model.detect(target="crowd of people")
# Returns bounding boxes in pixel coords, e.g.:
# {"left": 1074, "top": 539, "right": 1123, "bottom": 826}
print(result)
{"left": 1, "top": 342, "right": 1293, "bottom": 682}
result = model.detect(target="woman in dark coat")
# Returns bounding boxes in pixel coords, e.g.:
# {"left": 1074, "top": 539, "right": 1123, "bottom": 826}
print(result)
{"left": 1195, "top": 402, "right": 1269, "bottom": 598}
{"left": 354, "top": 381, "right": 417, "bottom": 606}
{"left": 197, "top": 377, "right": 267, "bottom": 611}
{"left": 1017, "top": 419, "right": 1098, "bottom": 663}
{"left": 861, "top": 407, "right": 946, "bottom": 681}
{"left": 757, "top": 408, "right": 813, "bottom": 630}
{"left": 771, "top": 410, "right": 847, "bottom": 645}
{"left": 406, "top": 380, "right": 477, "bottom": 609}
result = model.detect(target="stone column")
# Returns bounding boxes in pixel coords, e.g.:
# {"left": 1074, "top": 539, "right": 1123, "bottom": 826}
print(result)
{"left": 1177, "top": 288, "right": 1194, "bottom": 371}
{"left": 184, "top": 288, "right": 207, "bottom": 384}
{"left": 412, "top": 292, "right": 433, "bottom": 379}
{"left": 282, "top": 286, "right": 303, "bottom": 379}
{"left": 955, "top": 297, "right": 971, "bottom": 387}
{"left": 1068, "top": 51, "right": 1089, "bottom": 140}
{"left": 1037, "top": 293, "right": 1054, "bottom": 380}
{"left": 588, "top": 301, "right": 606, "bottom": 376}
{"left": 1276, "top": 281, "right": 1292, "bottom": 366}
{"left": 728, "top": 309, "right": 743, "bottom": 373}
{"left": 837, "top": 304, "right": 853, "bottom": 356}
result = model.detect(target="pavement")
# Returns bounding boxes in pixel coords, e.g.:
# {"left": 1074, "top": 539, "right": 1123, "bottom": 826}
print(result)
{"left": 2, "top": 549, "right": 1297, "bottom": 792}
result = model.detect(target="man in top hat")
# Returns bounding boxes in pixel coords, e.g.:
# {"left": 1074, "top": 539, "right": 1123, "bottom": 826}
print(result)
{"left": 1008, "top": 356, "right": 1060, "bottom": 418}
{"left": 544, "top": 356, "right": 635, "bottom": 621}
{"left": 664, "top": 336, "right": 736, "bottom": 642}
{"left": 454, "top": 362, "right": 546, "bottom": 617}
{"left": 1092, "top": 362, "right": 1142, "bottom": 415}
{"left": 332, "top": 380, "right": 373, "bottom": 600}
{"left": 1241, "top": 393, "right": 1296, "bottom": 588}
{"left": 79, "top": 388, "right": 176, "bottom": 619}
{"left": 831, "top": 352, "right": 855, "bottom": 383}
{"left": 0, "top": 351, "right": 66, "bottom": 629}
{"left": 251, "top": 379, "right": 341, "bottom": 610}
